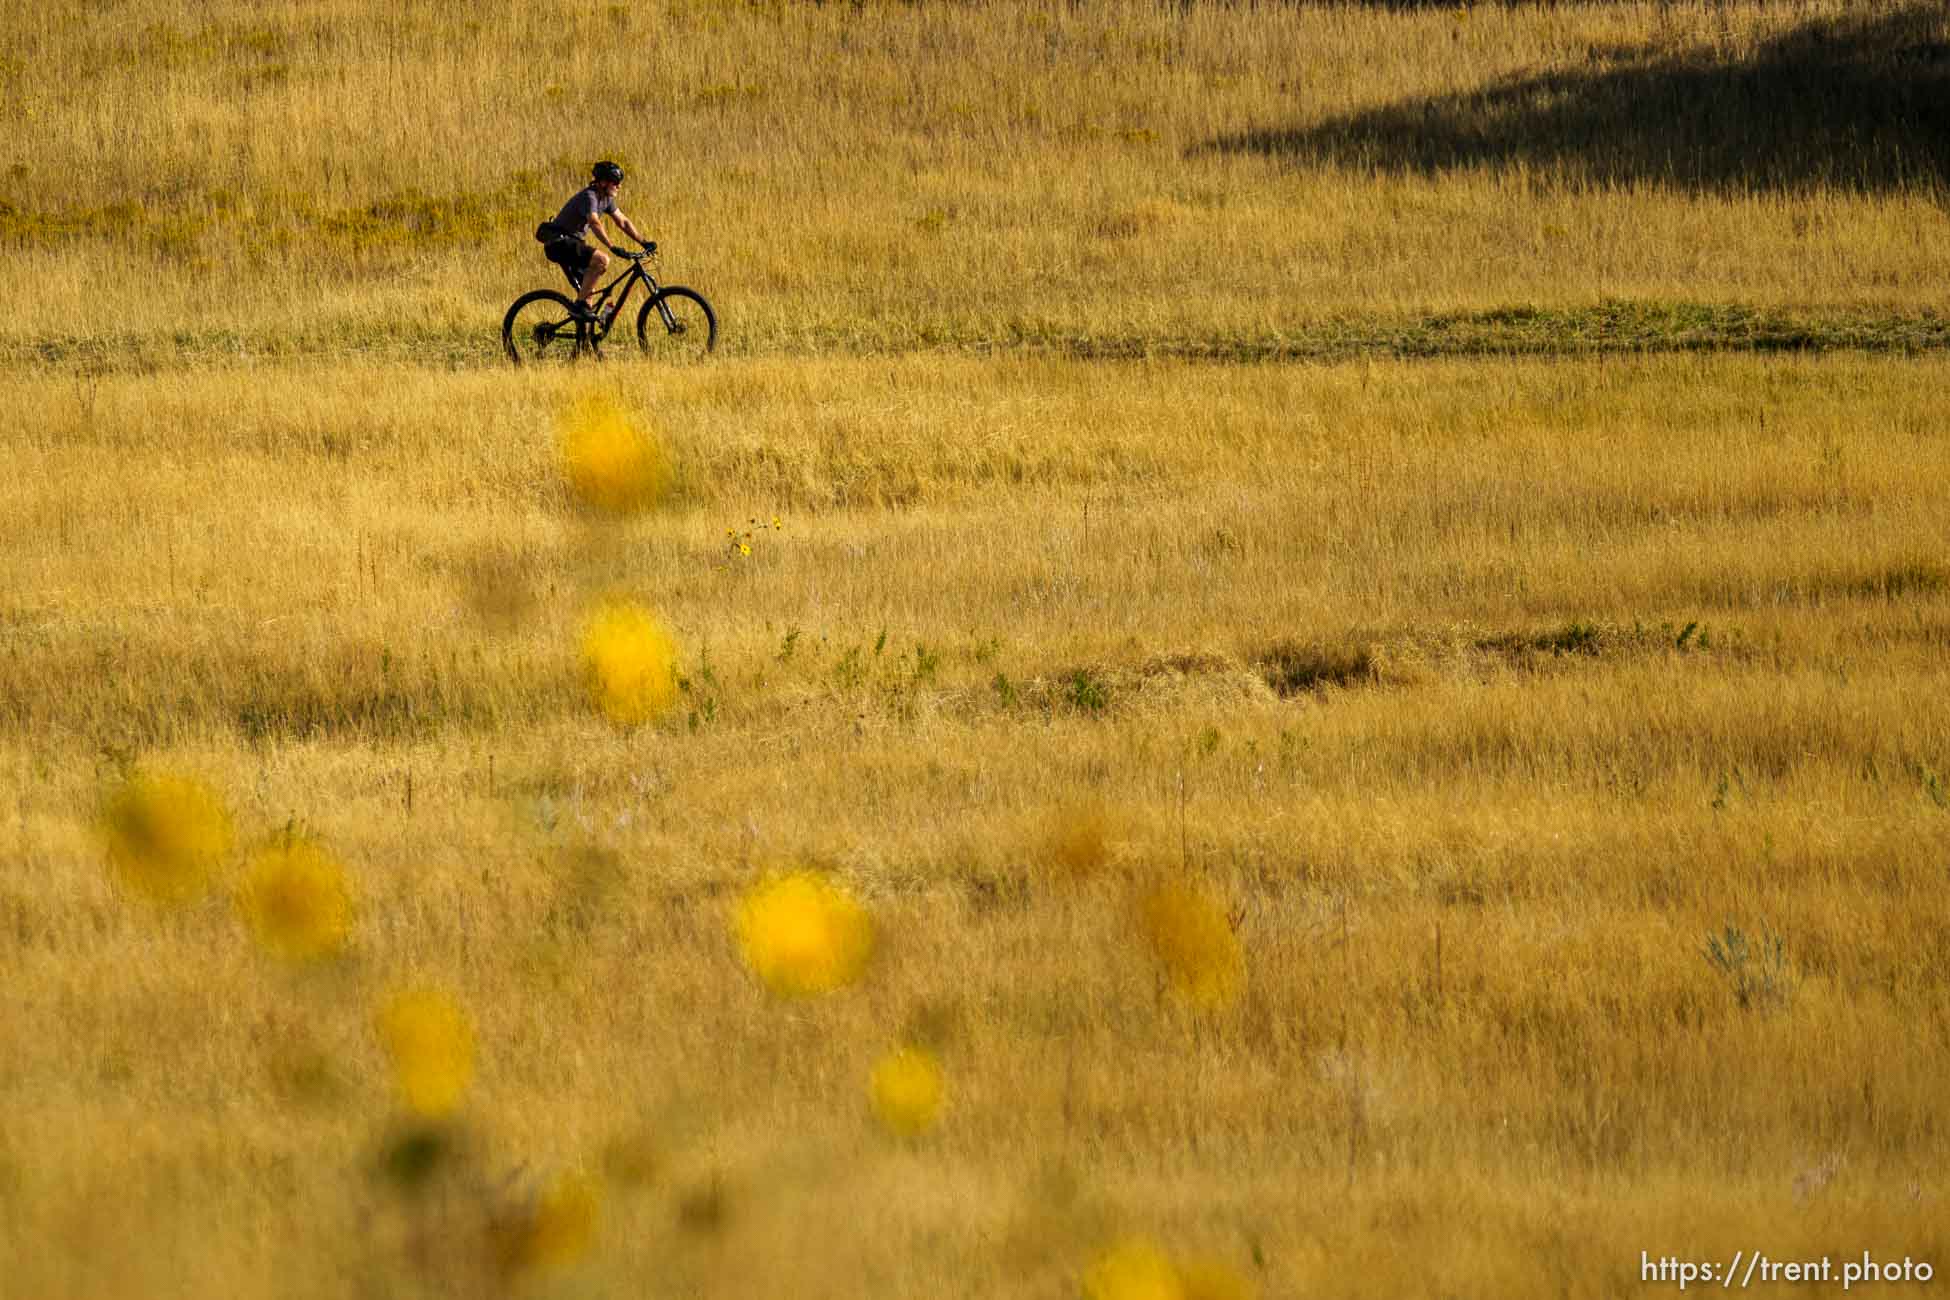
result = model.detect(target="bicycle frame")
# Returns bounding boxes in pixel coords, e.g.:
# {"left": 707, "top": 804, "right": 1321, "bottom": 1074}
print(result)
{"left": 505, "top": 244, "right": 713, "bottom": 365}
{"left": 574, "top": 255, "right": 680, "bottom": 339}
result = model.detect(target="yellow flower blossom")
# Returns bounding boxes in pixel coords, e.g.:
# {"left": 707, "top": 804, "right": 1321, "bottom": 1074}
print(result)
{"left": 580, "top": 600, "right": 680, "bottom": 725}
{"left": 1044, "top": 802, "right": 1112, "bottom": 881}
{"left": 558, "top": 394, "right": 671, "bottom": 515}
{"left": 734, "top": 871, "right": 873, "bottom": 997}
{"left": 493, "top": 1171, "right": 602, "bottom": 1279}
{"left": 870, "top": 1046, "right": 946, "bottom": 1137}
{"left": 1086, "top": 1238, "right": 1185, "bottom": 1300}
{"left": 236, "top": 836, "right": 353, "bottom": 961}
{"left": 375, "top": 988, "right": 475, "bottom": 1116}
{"left": 1138, "top": 879, "right": 1244, "bottom": 1009}
{"left": 1180, "top": 1255, "right": 1257, "bottom": 1300}
{"left": 100, "top": 771, "right": 232, "bottom": 906}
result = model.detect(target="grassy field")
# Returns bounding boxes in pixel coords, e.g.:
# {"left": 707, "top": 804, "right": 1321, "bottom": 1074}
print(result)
{"left": 5, "top": 0, "right": 1948, "bottom": 363}
{"left": 4, "top": 2, "right": 1950, "bottom": 1298}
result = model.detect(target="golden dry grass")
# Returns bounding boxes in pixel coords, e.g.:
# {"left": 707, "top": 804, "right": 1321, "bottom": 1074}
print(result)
{"left": 5, "top": 0, "right": 1950, "bottom": 1295}
{"left": 3, "top": 351, "right": 1948, "bottom": 1296}
{"left": 4, "top": 0, "right": 1947, "bottom": 361}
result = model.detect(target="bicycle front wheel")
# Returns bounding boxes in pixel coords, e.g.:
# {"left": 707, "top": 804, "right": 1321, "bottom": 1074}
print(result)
{"left": 504, "top": 290, "right": 595, "bottom": 366}
{"left": 635, "top": 287, "right": 717, "bottom": 362}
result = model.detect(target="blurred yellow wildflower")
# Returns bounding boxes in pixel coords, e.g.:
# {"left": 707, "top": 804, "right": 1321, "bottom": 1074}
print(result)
{"left": 601, "top": 1131, "right": 661, "bottom": 1190}
{"left": 458, "top": 544, "right": 537, "bottom": 633}
{"left": 869, "top": 1045, "right": 946, "bottom": 1137}
{"left": 734, "top": 870, "right": 873, "bottom": 997}
{"left": 1179, "top": 1255, "right": 1258, "bottom": 1300}
{"left": 558, "top": 393, "right": 671, "bottom": 515}
{"left": 1044, "top": 802, "right": 1112, "bottom": 882}
{"left": 99, "top": 770, "right": 233, "bottom": 905}
{"left": 236, "top": 836, "right": 353, "bottom": 961}
{"left": 493, "top": 1170, "right": 602, "bottom": 1279}
{"left": 1086, "top": 1238, "right": 1185, "bottom": 1300}
{"left": 375, "top": 988, "right": 475, "bottom": 1117}
{"left": 1138, "top": 879, "right": 1244, "bottom": 1009}
{"left": 580, "top": 600, "right": 680, "bottom": 725}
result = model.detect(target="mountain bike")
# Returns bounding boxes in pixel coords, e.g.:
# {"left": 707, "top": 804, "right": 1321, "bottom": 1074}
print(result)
{"left": 502, "top": 244, "right": 717, "bottom": 365}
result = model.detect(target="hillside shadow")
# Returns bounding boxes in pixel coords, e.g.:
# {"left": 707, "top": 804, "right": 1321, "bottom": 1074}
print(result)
{"left": 1201, "top": 5, "right": 1950, "bottom": 194}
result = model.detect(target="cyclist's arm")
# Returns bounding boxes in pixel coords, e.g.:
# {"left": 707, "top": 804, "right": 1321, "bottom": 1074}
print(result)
{"left": 612, "top": 210, "right": 649, "bottom": 248}
{"left": 587, "top": 212, "right": 623, "bottom": 254}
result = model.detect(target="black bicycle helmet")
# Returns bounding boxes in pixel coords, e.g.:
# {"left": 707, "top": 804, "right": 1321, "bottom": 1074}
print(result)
{"left": 592, "top": 161, "right": 624, "bottom": 184}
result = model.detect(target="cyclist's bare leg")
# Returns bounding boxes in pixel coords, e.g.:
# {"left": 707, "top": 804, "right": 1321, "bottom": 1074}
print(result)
{"left": 576, "top": 247, "right": 611, "bottom": 309}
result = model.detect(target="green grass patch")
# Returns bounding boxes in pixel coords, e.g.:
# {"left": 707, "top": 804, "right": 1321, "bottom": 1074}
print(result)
{"left": 9, "top": 300, "right": 1950, "bottom": 375}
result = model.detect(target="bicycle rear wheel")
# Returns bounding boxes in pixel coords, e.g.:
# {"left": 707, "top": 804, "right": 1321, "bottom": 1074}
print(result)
{"left": 635, "top": 287, "right": 717, "bottom": 362}
{"left": 504, "top": 290, "right": 595, "bottom": 365}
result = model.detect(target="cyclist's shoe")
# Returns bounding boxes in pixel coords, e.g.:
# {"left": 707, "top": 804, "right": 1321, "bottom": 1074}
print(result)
{"left": 568, "top": 302, "right": 597, "bottom": 323}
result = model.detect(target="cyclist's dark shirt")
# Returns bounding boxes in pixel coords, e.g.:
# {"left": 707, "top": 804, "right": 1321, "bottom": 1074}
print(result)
{"left": 549, "top": 186, "right": 617, "bottom": 242}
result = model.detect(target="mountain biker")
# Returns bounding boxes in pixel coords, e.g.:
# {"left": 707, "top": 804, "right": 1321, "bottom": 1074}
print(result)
{"left": 536, "top": 162, "right": 653, "bottom": 322}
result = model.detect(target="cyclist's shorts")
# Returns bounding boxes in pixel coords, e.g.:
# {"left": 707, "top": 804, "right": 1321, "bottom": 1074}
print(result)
{"left": 543, "top": 237, "right": 595, "bottom": 288}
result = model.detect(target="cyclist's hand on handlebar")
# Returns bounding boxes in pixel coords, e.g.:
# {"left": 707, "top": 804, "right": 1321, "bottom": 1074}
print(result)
{"left": 642, "top": 240, "right": 657, "bottom": 255}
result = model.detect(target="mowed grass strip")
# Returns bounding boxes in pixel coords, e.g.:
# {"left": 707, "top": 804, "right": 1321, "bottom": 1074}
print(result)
{"left": 15, "top": 298, "right": 1950, "bottom": 373}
